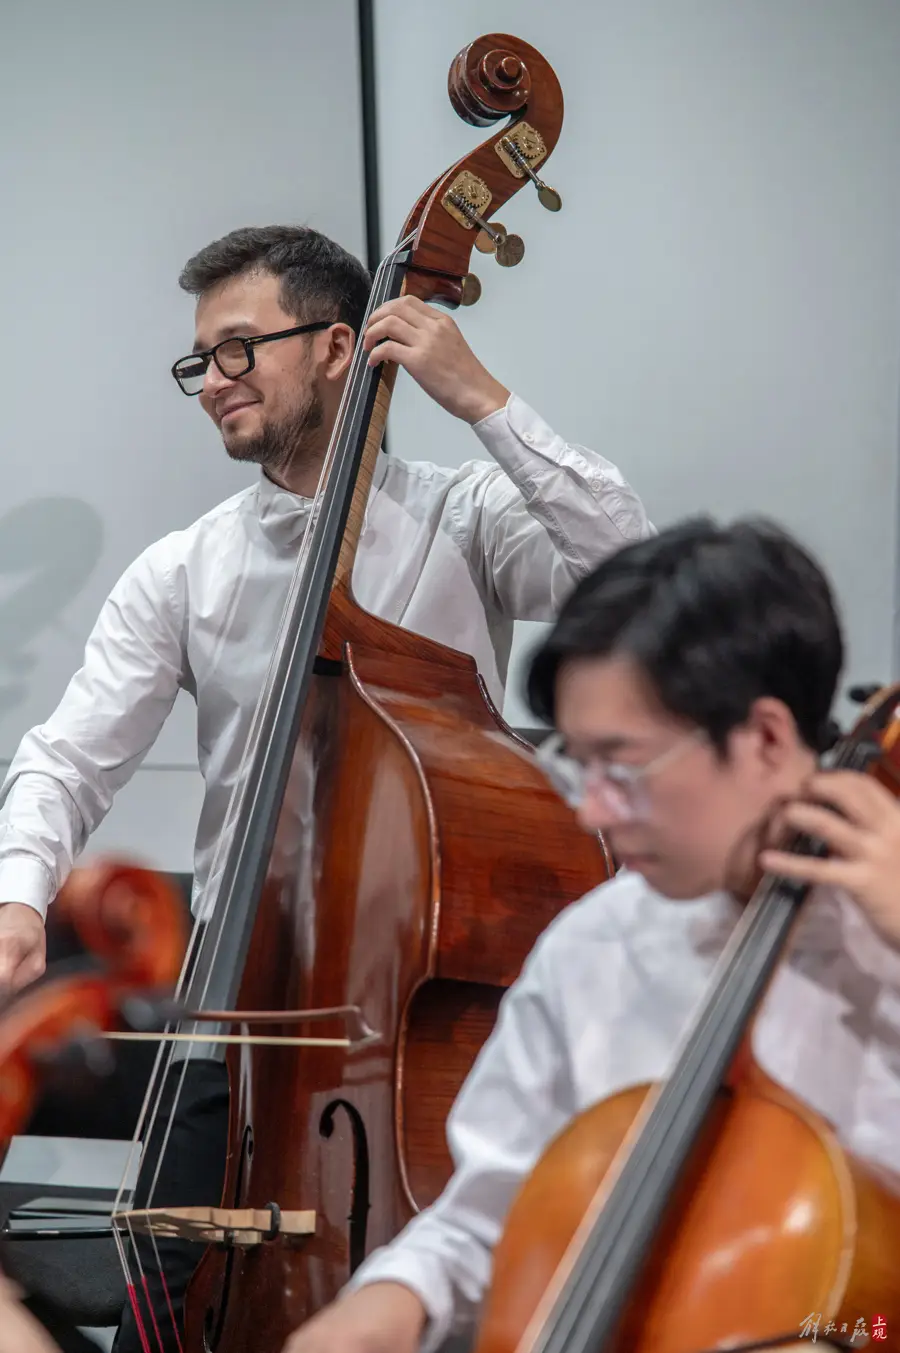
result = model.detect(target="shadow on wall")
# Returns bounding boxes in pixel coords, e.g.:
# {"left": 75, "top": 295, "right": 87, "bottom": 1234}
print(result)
{"left": 0, "top": 497, "right": 104, "bottom": 720}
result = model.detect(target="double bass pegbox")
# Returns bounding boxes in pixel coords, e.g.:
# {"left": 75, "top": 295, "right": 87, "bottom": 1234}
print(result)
{"left": 495, "top": 124, "right": 563, "bottom": 212}
{"left": 442, "top": 171, "right": 526, "bottom": 268}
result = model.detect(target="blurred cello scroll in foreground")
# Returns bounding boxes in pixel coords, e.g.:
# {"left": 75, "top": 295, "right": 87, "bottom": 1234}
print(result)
{"left": 472, "top": 685, "right": 900, "bottom": 1353}
{"left": 0, "top": 863, "right": 187, "bottom": 1353}
{"left": 103, "top": 30, "right": 614, "bottom": 1353}
{"left": 0, "top": 859, "right": 187, "bottom": 1153}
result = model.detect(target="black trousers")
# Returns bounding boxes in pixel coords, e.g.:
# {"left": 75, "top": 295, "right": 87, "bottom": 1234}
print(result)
{"left": 112, "top": 1058, "right": 229, "bottom": 1353}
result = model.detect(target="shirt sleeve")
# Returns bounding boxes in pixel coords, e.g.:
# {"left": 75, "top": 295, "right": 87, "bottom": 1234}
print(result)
{"left": 343, "top": 939, "right": 574, "bottom": 1353}
{"left": 0, "top": 539, "right": 186, "bottom": 917}
{"left": 457, "top": 393, "right": 655, "bottom": 620}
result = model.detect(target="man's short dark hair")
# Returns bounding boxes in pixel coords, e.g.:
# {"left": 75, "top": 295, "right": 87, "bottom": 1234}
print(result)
{"left": 178, "top": 225, "right": 372, "bottom": 335}
{"left": 527, "top": 517, "right": 844, "bottom": 754}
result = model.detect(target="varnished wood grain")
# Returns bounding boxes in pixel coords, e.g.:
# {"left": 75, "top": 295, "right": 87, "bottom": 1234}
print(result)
{"left": 475, "top": 1082, "right": 900, "bottom": 1353}
{"left": 332, "top": 366, "right": 397, "bottom": 592}
{"left": 400, "top": 979, "right": 503, "bottom": 1208}
{"left": 399, "top": 33, "right": 564, "bottom": 308}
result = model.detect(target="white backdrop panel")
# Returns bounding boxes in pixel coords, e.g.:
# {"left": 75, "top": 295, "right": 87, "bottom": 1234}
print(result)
{"left": 1, "top": 0, "right": 366, "bottom": 868}
{"left": 374, "top": 1, "right": 900, "bottom": 729}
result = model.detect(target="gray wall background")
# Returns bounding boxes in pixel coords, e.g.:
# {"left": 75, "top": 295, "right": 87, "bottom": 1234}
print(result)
{"left": 0, "top": 0, "right": 366, "bottom": 871}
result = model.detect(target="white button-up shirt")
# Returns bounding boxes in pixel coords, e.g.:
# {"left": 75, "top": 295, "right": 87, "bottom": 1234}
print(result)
{"left": 0, "top": 395, "right": 652, "bottom": 918}
{"left": 348, "top": 869, "right": 900, "bottom": 1352}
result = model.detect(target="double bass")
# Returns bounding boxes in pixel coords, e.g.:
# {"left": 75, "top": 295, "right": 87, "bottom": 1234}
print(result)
{"left": 105, "top": 32, "right": 613, "bottom": 1352}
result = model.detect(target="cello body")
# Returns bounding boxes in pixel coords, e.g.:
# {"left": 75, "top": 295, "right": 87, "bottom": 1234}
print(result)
{"left": 475, "top": 1070, "right": 900, "bottom": 1353}
{"left": 185, "top": 593, "right": 611, "bottom": 1349}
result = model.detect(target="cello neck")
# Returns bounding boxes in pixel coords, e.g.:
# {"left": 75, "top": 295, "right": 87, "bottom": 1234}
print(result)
{"left": 526, "top": 875, "right": 809, "bottom": 1353}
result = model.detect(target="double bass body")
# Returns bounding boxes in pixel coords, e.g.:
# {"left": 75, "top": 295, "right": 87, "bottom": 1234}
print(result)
{"left": 185, "top": 601, "right": 611, "bottom": 1347}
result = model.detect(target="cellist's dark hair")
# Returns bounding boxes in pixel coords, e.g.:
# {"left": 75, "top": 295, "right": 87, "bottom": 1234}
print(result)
{"left": 527, "top": 517, "right": 843, "bottom": 755}
{"left": 178, "top": 225, "right": 372, "bottom": 335}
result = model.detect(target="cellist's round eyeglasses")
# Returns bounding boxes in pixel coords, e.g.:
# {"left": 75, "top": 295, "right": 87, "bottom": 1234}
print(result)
{"left": 171, "top": 321, "right": 335, "bottom": 396}
{"left": 536, "top": 728, "right": 706, "bottom": 820}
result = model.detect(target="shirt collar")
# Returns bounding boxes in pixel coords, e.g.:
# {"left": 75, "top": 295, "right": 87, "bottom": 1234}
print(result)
{"left": 255, "top": 469, "right": 315, "bottom": 548}
{"left": 682, "top": 889, "right": 743, "bottom": 957}
{"left": 254, "top": 452, "right": 388, "bottom": 549}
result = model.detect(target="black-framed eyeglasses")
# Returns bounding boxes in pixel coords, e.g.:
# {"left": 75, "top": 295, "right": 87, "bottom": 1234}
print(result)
{"left": 171, "top": 321, "right": 334, "bottom": 396}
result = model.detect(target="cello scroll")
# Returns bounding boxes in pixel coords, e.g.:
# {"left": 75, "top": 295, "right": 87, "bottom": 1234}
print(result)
{"left": 0, "top": 859, "right": 187, "bottom": 1147}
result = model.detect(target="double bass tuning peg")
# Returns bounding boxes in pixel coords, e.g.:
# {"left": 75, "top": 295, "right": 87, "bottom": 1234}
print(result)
{"left": 446, "top": 189, "right": 526, "bottom": 270}
{"left": 473, "top": 218, "right": 526, "bottom": 268}
{"left": 460, "top": 273, "right": 482, "bottom": 307}
{"left": 496, "top": 130, "right": 563, "bottom": 213}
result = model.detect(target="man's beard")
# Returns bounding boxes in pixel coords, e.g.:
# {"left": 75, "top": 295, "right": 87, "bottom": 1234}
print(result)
{"left": 223, "top": 391, "right": 325, "bottom": 477}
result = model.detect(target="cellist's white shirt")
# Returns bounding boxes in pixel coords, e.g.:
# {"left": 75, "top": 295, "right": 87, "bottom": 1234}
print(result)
{"left": 0, "top": 394, "right": 652, "bottom": 919}
{"left": 347, "top": 869, "right": 900, "bottom": 1352}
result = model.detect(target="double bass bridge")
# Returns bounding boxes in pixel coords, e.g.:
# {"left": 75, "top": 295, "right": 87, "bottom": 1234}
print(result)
{"left": 114, "top": 1204, "right": 316, "bottom": 1250}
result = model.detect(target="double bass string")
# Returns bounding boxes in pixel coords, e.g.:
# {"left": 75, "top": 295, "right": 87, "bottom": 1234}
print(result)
{"left": 121, "top": 232, "right": 411, "bottom": 1208}
{"left": 113, "top": 236, "right": 408, "bottom": 1336}
{"left": 108, "top": 234, "right": 415, "bottom": 1348}
{"left": 109, "top": 250, "right": 399, "bottom": 1350}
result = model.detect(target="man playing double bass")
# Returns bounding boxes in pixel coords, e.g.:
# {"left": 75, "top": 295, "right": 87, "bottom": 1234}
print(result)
{"left": 0, "top": 225, "right": 653, "bottom": 1349}
{"left": 283, "top": 517, "right": 900, "bottom": 1353}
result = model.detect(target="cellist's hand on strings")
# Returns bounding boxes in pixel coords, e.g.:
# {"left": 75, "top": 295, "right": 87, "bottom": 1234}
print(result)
{"left": 0, "top": 902, "right": 47, "bottom": 995}
{"left": 759, "top": 770, "right": 900, "bottom": 947}
{"left": 281, "top": 1281, "right": 426, "bottom": 1353}
{"left": 362, "top": 295, "right": 509, "bottom": 425}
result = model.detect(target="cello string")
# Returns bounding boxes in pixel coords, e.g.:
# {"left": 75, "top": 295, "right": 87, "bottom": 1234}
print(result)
{"left": 530, "top": 730, "right": 877, "bottom": 1353}
{"left": 108, "top": 237, "right": 413, "bottom": 1330}
{"left": 539, "top": 882, "right": 813, "bottom": 1353}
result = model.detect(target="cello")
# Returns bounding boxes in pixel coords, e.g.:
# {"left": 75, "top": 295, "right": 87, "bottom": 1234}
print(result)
{"left": 0, "top": 861, "right": 187, "bottom": 1150}
{"left": 106, "top": 31, "right": 613, "bottom": 1353}
{"left": 0, "top": 863, "right": 187, "bottom": 1349}
{"left": 471, "top": 685, "right": 900, "bottom": 1353}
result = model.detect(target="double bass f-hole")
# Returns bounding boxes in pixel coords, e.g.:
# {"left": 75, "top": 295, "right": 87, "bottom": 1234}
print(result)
{"left": 319, "top": 1099, "right": 371, "bottom": 1275}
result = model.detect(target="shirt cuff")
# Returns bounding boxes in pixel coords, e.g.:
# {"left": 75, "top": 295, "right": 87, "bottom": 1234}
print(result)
{"left": 471, "top": 392, "right": 577, "bottom": 482}
{"left": 0, "top": 856, "right": 55, "bottom": 919}
{"left": 472, "top": 391, "right": 550, "bottom": 447}
{"left": 344, "top": 1247, "right": 456, "bottom": 1353}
